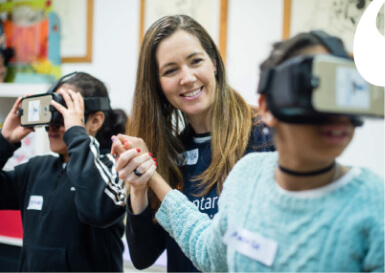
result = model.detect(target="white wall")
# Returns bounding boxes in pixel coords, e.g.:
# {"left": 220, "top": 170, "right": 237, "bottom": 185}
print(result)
{"left": 62, "top": 0, "right": 384, "bottom": 177}
{"left": 61, "top": 0, "right": 140, "bottom": 114}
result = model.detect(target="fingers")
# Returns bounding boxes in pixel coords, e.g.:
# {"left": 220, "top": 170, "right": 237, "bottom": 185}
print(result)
{"left": 68, "top": 89, "right": 84, "bottom": 115}
{"left": 52, "top": 88, "right": 85, "bottom": 129}
{"left": 111, "top": 135, "right": 132, "bottom": 157}
{"left": 127, "top": 163, "right": 157, "bottom": 189}
{"left": 116, "top": 149, "right": 154, "bottom": 181}
{"left": 116, "top": 148, "right": 146, "bottom": 175}
{"left": 117, "top": 134, "right": 149, "bottom": 153}
{"left": 123, "top": 157, "right": 157, "bottom": 191}
{"left": 50, "top": 99, "right": 67, "bottom": 115}
{"left": 11, "top": 97, "right": 22, "bottom": 115}
{"left": 53, "top": 88, "right": 84, "bottom": 114}
{"left": 133, "top": 156, "right": 156, "bottom": 176}
{"left": 58, "top": 88, "right": 74, "bottom": 109}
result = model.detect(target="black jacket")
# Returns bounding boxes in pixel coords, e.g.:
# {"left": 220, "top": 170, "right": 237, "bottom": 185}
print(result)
{"left": 0, "top": 126, "right": 126, "bottom": 272}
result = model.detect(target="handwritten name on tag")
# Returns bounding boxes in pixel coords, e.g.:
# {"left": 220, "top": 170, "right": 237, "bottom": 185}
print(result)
{"left": 27, "top": 195, "right": 43, "bottom": 210}
{"left": 223, "top": 227, "right": 278, "bottom": 266}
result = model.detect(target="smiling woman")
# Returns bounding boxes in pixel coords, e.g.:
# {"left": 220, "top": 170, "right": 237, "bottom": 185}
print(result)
{"left": 114, "top": 14, "right": 274, "bottom": 272}
{"left": 157, "top": 30, "right": 217, "bottom": 133}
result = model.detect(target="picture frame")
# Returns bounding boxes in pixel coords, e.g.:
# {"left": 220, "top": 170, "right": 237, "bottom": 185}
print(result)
{"left": 52, "top": 0, "right": 94, "bottom": 63}
{"left": 139, "top": 0, "right": 228, "bottom": 62}
{"left": 282, "top": 0, "right": 384, "bottom": 52}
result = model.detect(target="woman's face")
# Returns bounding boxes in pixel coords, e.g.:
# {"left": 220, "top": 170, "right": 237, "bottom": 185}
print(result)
{"left": 156, "top": 30, "right": 217, "bottom": 123}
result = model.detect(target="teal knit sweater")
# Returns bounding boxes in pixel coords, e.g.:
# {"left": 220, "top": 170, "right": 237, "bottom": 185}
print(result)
{"left": 156, "top": 152, "right": 384, "bottom": 272}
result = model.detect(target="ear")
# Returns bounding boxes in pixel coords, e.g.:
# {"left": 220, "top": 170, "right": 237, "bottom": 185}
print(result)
{"left": 258, "top": 94, "right": 277, "bottom": 127}
{"left": 85, "top": 111, "right": 105, "bottom": 136}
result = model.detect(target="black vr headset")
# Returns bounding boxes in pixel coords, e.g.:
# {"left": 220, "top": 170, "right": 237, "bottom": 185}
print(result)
{"left": 18, "top": 72, "right": 111, "bottom": 127}
{"left": 257, "top": 30, "right": 384, "bottom": 127}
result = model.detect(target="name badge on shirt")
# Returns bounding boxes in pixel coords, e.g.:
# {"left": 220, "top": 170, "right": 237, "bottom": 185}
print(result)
{"left": 27, "top": 195, "right": 43, "bottom": 210}
{"left": 223, "top": 226, "right": 278, "bottom": 266}
{"left": 178, "top": 149, "right": 199, "bottom": 166}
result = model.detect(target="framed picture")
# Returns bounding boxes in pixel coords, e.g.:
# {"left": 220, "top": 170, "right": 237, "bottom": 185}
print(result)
{"left": 139, "top": 0, "right": 228, "bottom": 62}
{"left": 282, "top": 0, "right": 384, "bottom": 52}
{"left": 52, "top": 0, "right": 94, "bottom": 63}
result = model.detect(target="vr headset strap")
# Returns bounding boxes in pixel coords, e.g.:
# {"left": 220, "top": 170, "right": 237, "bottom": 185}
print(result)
{"left": 84, "top": 97, "right": 111, "bottom": 112}
{"left": 46, "top": 71, "right": 112, "bottom": 112}
{"left": 310, "top": 30, "right": 350, "bottom": 59}
{"left": 47, "top": 71, "right": 78, "bottom": 94}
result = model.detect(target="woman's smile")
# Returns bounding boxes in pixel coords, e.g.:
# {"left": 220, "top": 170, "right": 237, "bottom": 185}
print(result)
{"left": 180, "top": 87, "right": 203, "bottom": 99}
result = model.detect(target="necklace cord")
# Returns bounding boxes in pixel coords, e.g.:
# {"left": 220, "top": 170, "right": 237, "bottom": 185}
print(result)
{"left": 279, "top": 161, "right": 336, "bottom": 177}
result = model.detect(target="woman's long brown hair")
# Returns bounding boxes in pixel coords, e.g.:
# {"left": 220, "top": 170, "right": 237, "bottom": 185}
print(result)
{"left": 127, "top": 15, "right": 259, "bottom": 204}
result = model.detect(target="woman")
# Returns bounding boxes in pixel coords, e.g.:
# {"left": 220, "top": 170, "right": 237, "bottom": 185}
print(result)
{"left": 0, "top": 72, "right": 127, "bottom": 271}
{"left": 115, "top": 31, "right": 384, "bottom": 271}
{"left": 112, "top": 15, "right": 274, "bottom": 272}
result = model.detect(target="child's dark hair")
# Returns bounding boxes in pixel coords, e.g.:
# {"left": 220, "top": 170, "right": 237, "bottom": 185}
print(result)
{"left": 61, "top": 72, "right": 128, "bottom": 150}
{"left": 259, "top": 32, "right": 346, "bottom": 71}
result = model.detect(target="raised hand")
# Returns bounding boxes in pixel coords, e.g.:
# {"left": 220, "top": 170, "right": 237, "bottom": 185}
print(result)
{"left": 111, "top": 135, "right": 157, "bottom": 214}
{"left": 1, "top": 97, "right": 34, "bottom": 144}
{"left": 51, "top": 88, "right": 85, "bottom": 130}
{"left": 111, "top": 134, "right": 150, "bottom": 161}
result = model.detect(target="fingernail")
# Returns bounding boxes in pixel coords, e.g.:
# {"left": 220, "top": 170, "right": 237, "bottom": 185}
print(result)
{"left": 153, "top": 158, "right": 157, "bottom": 161}
{"left": 155, "top": 162, "right": 158, "bottom": 166}
{"left": 111, "top": 136, "right": 115, "bottom": 141}
{"left": 136, "top": 148, "right": 141, "bottom": 153}
{"left": 148, "top": 153, "right": 152, "bottom": 157}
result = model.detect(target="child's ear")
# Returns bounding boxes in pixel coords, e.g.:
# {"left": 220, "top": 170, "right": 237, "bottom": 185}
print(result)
{"left": 258, "top": 95, "right": 277, "bottom": 127}
{"left": 85, "top": 111, "right": 105, "bottom": 136}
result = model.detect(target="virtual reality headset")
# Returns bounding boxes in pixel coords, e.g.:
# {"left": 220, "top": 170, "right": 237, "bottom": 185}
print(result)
{"left": 18, "top": 72, "right": 111, "bottom": 127}
{"left": 257, "top": 30, "right": 384, "bottom": 127}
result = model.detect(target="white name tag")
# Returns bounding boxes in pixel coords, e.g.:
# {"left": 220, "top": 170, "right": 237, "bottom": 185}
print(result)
{"left": 223, "top": 227, "right": 278, "bottom": 266}
{"left": 27, "top": 195, "right": 43, "bottom": 210}
{"left": 178, "top": 149, "right": 199, "bottom": 166}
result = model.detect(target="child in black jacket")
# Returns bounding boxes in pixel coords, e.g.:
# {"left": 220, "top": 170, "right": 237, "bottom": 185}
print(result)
{"left": 0, "top": 72, "right": 127, "bottom": 272}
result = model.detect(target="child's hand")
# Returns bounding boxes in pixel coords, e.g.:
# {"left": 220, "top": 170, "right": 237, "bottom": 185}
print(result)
{"left": 51, "top": 88, "right": 85, "bottom": 130}
{"left": 1, "top": 97, "right": 34, "bottom": 143}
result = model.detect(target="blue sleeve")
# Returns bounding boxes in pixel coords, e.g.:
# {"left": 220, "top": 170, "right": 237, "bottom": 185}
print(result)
{"left": 156, "top": 190, "right": 228, "bottom": 272}
{"left": 64, "top": 126, "right": 126, "bottom": 227}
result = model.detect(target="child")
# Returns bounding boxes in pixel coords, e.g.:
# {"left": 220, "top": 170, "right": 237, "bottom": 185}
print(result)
{"left": 0, "top": 72, "right": 127, "bottom": 271}
{"left": 114, "top": 31, "right": 384, "bottom": 272}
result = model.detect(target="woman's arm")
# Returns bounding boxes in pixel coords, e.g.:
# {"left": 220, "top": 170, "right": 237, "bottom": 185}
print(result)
{"left": 114, "top": 145, "right": 228, "bottom": 272}
{"left": 125, "top": 195, "right": 168, "bottom": 269}
{"left": 112, "top": 137, "right": 170, "bottom": 268}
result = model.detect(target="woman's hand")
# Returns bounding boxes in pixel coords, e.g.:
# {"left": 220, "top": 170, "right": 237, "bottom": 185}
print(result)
{"left": 111, "top": 134, "right": 150, "bottom": 160}
{"left": 112, "top": 135, "right": 157, "bottom": 213}
{"left": 116, "top": 148, "right": 157, "bottom": 190}
{"left": 111, "top": 134, "right": 172, "bottom": 210}
{"left": 111, "top": 135, "right": 157, "bottom": 214}
{"left": 51, "top": 88, "right": 85, "bottom": 130}
{"left": 1, "top": 97, "right": 34, "bottom": 144}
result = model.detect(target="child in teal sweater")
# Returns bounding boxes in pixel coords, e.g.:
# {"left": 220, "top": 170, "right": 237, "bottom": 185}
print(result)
{"left": 113, "top": 31, "right": 384, "bottom": 272}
